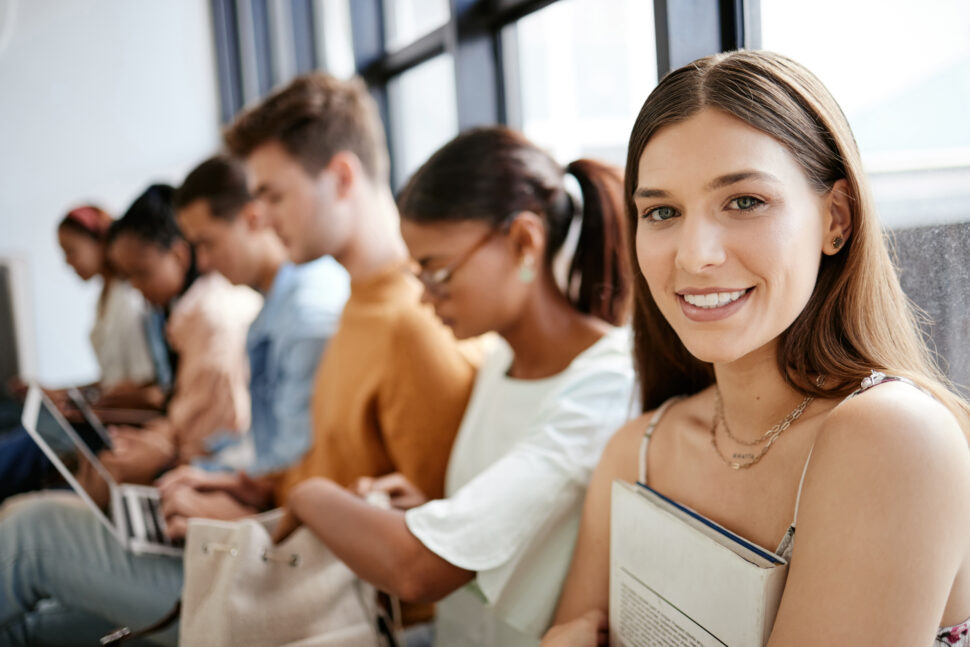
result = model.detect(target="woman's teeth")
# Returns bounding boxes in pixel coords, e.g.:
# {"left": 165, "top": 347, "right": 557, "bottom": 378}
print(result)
{"left": 682, "top": 289, "right": 747, "bottom": 309}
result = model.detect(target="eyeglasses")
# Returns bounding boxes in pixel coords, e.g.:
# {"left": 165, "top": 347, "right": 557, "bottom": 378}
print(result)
{"left": 415, "top": 227, "right": 501, "bottom": 298}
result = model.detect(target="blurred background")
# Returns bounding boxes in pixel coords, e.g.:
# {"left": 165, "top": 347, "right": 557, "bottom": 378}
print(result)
{"left": 0, "top": 0, "right": 967, "bottom": 391}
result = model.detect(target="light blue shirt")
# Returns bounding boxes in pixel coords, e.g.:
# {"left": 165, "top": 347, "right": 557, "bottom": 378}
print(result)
{"left": 200, "top": 257, "right": 349, "bottom": 475}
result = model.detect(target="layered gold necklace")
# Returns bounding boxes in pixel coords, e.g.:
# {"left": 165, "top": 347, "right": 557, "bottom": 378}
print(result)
{"left": 710, "top": 385, "right": 817, "bottom": 470}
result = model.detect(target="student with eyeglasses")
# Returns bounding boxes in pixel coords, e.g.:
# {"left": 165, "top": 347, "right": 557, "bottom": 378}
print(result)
{"left": 273, "top": 126, "right": 638, "bottom": 647}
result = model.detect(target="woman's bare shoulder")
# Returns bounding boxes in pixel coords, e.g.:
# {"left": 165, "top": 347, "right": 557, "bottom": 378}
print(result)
{"left": 596, "top": 393, "right": 706, "bottom": 484}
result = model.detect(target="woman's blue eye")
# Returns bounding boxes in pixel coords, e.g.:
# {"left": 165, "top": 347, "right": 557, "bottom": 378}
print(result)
{"left": 729, "top": 196, "right": 763, "bottom": 210}
{"left": 644, "top": 206, "right": 677, "bottom": 221}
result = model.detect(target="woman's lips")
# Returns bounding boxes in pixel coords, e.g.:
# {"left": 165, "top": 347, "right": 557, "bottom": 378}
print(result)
{"left": 677, "top": 287, "right": 753, "bottom": 322}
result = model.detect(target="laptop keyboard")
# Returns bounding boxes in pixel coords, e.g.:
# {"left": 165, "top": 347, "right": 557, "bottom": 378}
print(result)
{"left": 124, "top": 491, "right": 175, "bottom": 547}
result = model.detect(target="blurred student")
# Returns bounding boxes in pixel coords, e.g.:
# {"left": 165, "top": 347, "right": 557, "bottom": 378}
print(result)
{"left": 158, "top": 154, "right": 348, "bottom": 532}
{"left": 0, "top": 204, "right": 163, "bottom": 502}
{"left": 57, "top": 205, "right": 157, "bottom": 398}
{"left": 97, "top": 183, "right": 261, "bottom": 486}
{"left": 0, "top": 75, "right": 475, "bottom": 646}
{"left": 272, "top": 126, "right": 636, "bottom": 647}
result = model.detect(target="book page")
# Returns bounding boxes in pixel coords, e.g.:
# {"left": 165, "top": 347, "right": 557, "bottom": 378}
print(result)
{"left": 612, "top": 566, "right": 726, "bottom": 647}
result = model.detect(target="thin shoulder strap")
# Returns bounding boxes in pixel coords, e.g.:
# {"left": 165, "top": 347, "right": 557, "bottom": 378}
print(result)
{"left": 638, "top": 396, "right": 684, "bottom": 484}
{"left": 791, "top": 446, "right": 815, "bottom": 527}
{"left": 791, "top": 371, "right": 919, "bottom": 527}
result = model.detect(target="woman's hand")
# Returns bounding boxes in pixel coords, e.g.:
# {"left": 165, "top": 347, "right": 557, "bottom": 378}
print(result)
{"left": 160, "top": 486, "right": 256, "bottom": 540}
{"left": 352, "top": 472, "right": 429, "bottom": 511}
{"left": 540, "top": 610, "right": 608, "bottom": 647}
{"left": 156, "top": 465, "right": 232, "bottom": 496}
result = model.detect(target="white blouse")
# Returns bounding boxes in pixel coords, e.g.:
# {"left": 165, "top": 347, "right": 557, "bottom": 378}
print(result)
{"left": 405, "top": 326, "right": 637, "bottom": 646}
{"left": 89, "top": 279, "right": 155, "bottom": 388}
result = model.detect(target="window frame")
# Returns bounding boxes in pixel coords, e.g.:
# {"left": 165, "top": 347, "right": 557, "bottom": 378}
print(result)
{"left": 210, "top": 0, "right": 760, "bottom": 182}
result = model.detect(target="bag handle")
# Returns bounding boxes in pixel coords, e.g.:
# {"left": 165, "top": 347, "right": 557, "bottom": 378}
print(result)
{"left": 100, "top": 600, "right": 181, "bottom": 645}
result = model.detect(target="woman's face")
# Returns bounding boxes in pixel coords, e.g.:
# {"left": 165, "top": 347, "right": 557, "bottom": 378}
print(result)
{"left": 401, "top": 218, "right": 524, "bottom": 340}
{"left": 57, "top": 228, "right": 104, "bottom": 281}
{"left": 633, "top": 108, "right": 835, "bottom": 365}
{"left": 107, "top": 233, "right": 188, "bottom": 306}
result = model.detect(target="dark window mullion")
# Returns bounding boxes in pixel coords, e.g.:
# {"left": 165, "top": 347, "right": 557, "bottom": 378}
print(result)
{"left": 250, "top": 0, "right": 274, "bottom": 94}
{"left": 359, "top": 27, "right": 447, "bottom": 86}
{"left": 210, "top": 0, "right": 244, "bottom": 122}
{"left": 654, "top": 0, "right": 757, "bottom": 79}
{"left": 291, "top": 0, "right": 318, "bottom": 74}
{"left": 451, "top": 0, "right": 504, "bottom": 129}
{"left": 348, "top": 0, "right": 395, "bottom": 184}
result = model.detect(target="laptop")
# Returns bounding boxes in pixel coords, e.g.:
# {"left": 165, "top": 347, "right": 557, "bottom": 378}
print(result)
{"left": 66, "top": 386, "right": 113, "bottom": 450}
{"left": 21, "top": 384, "right": 182, "bottom": 556}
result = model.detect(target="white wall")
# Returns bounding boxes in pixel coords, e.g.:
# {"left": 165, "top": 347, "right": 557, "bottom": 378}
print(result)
{"left": 0, "top": 0, "right": 222, "bottom": 386}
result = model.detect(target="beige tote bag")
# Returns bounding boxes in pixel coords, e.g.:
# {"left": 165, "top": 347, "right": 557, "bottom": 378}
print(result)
{"left": 179, "top": 510, "right": 383, "bottom": 647}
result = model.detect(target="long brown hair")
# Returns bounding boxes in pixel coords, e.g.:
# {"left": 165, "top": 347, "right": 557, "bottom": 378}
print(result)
{"left": 625, "top": 50, "right": 970, "bottom": 434}
{"left": 399, "top": 126, "right": 631, "bottom": 325}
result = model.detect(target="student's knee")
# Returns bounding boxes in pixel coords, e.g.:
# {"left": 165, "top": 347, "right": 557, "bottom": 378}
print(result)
{"left": 1, "top": 494, "right": 89, "bottom": 561}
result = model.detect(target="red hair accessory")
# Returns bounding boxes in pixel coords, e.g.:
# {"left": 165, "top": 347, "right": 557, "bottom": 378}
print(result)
{"left": 65, "top": 206, "right": 112, "bottom": 237}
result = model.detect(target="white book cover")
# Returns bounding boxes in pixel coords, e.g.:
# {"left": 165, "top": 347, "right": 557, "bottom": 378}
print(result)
{"left": 609, "top": 481, "right": 789, "bottom": 647}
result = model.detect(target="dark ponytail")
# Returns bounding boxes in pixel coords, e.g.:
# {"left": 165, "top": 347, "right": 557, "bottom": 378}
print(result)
{"left": 562, "top": 159, "right": 630, "bottom": 325}
{"left": 398, "top": 126, "right": 630, "bottom": 325}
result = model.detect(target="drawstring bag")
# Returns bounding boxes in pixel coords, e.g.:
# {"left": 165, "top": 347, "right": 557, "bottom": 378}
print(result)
{"left": 102, "top": 508, "right": 401, "bottom": 647}
{"left": 178, "top": 509, "right": 394, "bottom": 647}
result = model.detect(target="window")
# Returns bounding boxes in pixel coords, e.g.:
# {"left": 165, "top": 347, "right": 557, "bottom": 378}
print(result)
{"left": 760, "top": 0, "right": 970, "bottom": 228}
{"left": 503, "top": 0, "right": 657, "bottom": 166}
{"left": 761, "top": 0, "right": 970, "bottom": 390}
{"left": 383, "top": 0, "right": 449, "bottom": 52}
{"left": 313, "top": 0, "right": 355, "bottom": 79}
{"left": 387, "top": 54, "right": 459, "bottom": 188}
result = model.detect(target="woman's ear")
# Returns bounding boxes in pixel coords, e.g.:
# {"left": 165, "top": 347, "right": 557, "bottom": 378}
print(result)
{"left": 823, "top": 178, "right": 853, "bottom": 255}
{"left": 506, "top": 211, "right": 547, "bottom": 262}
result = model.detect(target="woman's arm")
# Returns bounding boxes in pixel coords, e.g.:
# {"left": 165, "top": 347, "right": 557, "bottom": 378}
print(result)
{"left": 548, "top": 417, "right": 645, "bottom": 628}
{"left": 767, "top": 382, "right": 970, "bottom": 645}
{"left": 283, "top": 477, "right": 475, "bottom": 603}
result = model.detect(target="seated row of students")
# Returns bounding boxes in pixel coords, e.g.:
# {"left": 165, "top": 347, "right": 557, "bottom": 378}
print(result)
{"left": 0, "top": 71, "right": 634, "bottom": 646}
{"left": 0, "top": 205, "right": 166, "bottom": 502}
{"left": 3, "top": 50, "right": 970, "bottom": 647}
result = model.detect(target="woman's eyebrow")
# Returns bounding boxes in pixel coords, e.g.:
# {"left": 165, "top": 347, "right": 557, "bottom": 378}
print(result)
{"left": 634, "top": 171, "right": 780, "bottom": 200}
{"left": 633, "top": 187, "right": 670, "bottom": 199}
{"left": 704, "top": 170, "right": 781, "bottom": 191}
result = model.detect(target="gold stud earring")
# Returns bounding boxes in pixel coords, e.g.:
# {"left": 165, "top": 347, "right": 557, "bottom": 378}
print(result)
{"left": 832, "top": 235, "right": 844, "bottom": 251}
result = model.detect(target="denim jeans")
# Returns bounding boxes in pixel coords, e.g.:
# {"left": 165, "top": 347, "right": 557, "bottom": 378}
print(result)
{"left": 0, "top": 494, "right": 182, "bottom": 646}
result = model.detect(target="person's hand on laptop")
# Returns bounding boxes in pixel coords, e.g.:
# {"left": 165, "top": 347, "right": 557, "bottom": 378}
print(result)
{"left": 156, "top": 467, "right": 275, "bottom": 511}
{"left": 160, "top": 485, "right": 258, "bottom": 541}
{"left": 156, "top": 465, "right": 238, "bottom": 496}
{"left": 99, "top": 425, "right": 176, "bottom": 485}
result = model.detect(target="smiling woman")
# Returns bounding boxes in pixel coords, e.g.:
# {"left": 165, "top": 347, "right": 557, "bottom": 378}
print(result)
{"left": 542, "top": 50, "right": 970, "bottom": 647}
{"left": 633, "top": 108, "right": 846, "bottom": 363}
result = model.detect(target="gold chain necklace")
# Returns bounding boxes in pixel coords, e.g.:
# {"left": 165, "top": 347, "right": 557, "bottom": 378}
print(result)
{"left": 710, "top": 387, "right": 816, "bottom": 470}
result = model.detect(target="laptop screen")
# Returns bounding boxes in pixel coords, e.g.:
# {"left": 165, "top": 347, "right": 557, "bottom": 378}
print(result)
{"left": 27, "top": 390, "right": 117, "bottom": 520}
{"left": 67, "top": 388, "right": 113, "bottom": 450}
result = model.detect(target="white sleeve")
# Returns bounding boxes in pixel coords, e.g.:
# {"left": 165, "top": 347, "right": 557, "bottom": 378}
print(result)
{"left": 96, "top": 282, "right": 156, "bottom": 388}
{"left": 405, "top": 363, "right": 634, "bottom": 603}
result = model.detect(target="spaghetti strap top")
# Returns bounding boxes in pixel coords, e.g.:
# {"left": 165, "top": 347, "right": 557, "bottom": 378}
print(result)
{"left": 635, "top": 371, "right": 969, "bottom": 646}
